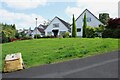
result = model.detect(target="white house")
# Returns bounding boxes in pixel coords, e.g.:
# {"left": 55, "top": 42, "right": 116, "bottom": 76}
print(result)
{"left": 26, "top": 25, "right": 47, "bottom": 38}
{"left": 26, "top": 27, "right": 33, "bottom": 36}
{"left": 76, "top": 9, "right": 104, "bottom": 37}
{"left": 31, "top": 27, "right": 45, "bottom": 38}
{"left": 45, "top": 16, "right": 71, "bottom": 37}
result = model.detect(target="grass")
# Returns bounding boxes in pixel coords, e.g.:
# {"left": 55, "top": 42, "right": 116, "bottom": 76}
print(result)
{"left": 1, "top": 38, "right": 119, "bottom": 71}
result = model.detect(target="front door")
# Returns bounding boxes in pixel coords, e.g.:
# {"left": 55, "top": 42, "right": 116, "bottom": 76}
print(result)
{"left": 52, "top": 30, "right": 59, "bottom": 37}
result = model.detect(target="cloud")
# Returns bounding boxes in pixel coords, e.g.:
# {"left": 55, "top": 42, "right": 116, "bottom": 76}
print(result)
{"left": 0, "top": 8, "right": 47, "bottom": 29}
{"left": 65, "top": 0, "right": 119, "bottom": 19}
{"left": 65, "top": 6, "right": 81, "bottom": 18}
{"left": 1, "top": 0, "right": 47, "bottom": 9}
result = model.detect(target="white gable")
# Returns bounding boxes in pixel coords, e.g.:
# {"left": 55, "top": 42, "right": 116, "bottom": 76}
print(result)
{"left": 45, "top": 17, "right": 69, "bottom": 36}
{"left": 31, "top": 28, "right": 41, "bottom": 38}
{"left": 76, "top": 9, "right": 103, "bottom": 37}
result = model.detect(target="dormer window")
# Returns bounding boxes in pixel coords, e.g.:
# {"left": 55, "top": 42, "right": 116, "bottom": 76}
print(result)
{"left": 53, "top": 23, "right": 59, "bottom": 28}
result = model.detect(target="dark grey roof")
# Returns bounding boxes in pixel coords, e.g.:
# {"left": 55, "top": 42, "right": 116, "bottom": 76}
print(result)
{"left": 38, "top": 24, "right": 48, "bottom": 29}
{"left": 37, "top": 27, "right": 45, "bottom": 33}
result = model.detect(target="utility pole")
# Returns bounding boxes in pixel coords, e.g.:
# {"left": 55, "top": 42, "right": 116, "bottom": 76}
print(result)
{"left": 35, "top": 18, "right": 37, "bottom": 39}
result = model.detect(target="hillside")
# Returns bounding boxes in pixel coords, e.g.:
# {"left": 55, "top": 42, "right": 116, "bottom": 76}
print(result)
{"left": 1, "top": 38, "right": 119, "bottom": 71}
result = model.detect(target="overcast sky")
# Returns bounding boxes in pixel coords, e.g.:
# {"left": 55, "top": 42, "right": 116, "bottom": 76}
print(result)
{"left": 0, "top": 0, "right": 119, "bottom": 29}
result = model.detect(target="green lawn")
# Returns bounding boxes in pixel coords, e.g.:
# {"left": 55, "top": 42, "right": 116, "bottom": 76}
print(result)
{"left": 1, "top": 38, "right": 119, "bottom": 71}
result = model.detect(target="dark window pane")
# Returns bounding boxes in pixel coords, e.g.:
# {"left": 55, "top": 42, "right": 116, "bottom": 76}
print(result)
{"left": 77, "top": 28, "right": 81, "bottom": 32}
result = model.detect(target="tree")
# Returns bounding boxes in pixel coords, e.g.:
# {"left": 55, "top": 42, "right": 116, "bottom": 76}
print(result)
{"left": 99, "top": 13, "right": 110, "bottom": 25}
{"left": 12, "top": 24, "right": 16, "bottom": 29}
{"left": 72, "top": 14, "right": 77, "bottom": 37}
{"left": 107, "top": 18, "right": 120, "bottom": 29}
{"left": 83, "top": 13, "right": 87, "bottom": 38}
{"left": 102, "top": 18, "right": 120, "bottom": 38}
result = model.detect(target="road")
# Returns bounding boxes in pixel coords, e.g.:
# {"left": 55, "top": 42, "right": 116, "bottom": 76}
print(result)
{"left": 2, "top": 50, "right": 119, "bottom": 78}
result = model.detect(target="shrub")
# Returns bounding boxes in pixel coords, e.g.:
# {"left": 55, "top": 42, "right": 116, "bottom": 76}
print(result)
{"left": 34, "top": 34, "right": 41, "bottom": 39}
{"left": 63, "top": 32, "right": 70, "bottom": 38}
{"left": 112, "top": 29, "right": 120, "bottom": 38}
{"left": 102, "top": 29, "right": 113, "bottom": 38}
{"left": 22, "top": 36, "right": 33, "bottom": 40}
{"left": 85, "top": 26, "right": 96, "bottom": 38}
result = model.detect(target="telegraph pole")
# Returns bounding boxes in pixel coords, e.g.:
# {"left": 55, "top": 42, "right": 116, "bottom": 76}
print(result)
{"left": 35, "top": 18, "right": 37, "bottom": 39}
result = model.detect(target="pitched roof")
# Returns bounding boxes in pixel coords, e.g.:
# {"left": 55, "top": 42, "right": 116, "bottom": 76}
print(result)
{"left": 38, "top": 24, "right": 48, "bottom": 29}
{"left": 47, "top": 16, "right": 71, "bottom": 30}
{"left": 56, "top": 17, "right": 71, "bottom": 30}
{"left": 37, "top": 27, "right": 45, "bottom": 33}
{"left": 76, "top": 9, "right": 103, "bottom": 24}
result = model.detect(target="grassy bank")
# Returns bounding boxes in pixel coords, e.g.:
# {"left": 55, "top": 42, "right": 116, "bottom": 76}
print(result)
{"left": 1, "top": 38, "right": 119, "bottom": 70}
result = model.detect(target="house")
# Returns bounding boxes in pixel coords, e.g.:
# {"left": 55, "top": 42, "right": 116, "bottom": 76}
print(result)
{"left": 26, "top": 25, "right": 47, "bottom": 38}
{"left": 26, "top": 27, "right": 33, "bottom": 37}
{"left": 76, "top": 9, "right": 104, "bottom": 37}
{"left": 45, "top": 16, "right": 71, "bottom": 37}
{"left": 26, "top": 9, "right": 104, "bottom": 38}
{"left": 31, "top": 27, "right": 45, "bottom": 38}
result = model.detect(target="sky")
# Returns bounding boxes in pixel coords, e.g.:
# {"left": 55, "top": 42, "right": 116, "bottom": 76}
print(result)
{"left": 0, "top": 0, "right": 119, "bottom": 30}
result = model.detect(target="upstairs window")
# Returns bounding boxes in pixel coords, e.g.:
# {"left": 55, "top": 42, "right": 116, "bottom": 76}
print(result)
{"left": 53, "top": 23, "right": 59, "bottom": 28}
{"left": 87, "top": 17, "right": 91, "bottom": 22}
{"left": 77, "top": 28, "right": 81, "bottom": 32}
{"left": 83, "top": 17, "right": 91, "bottom": 22}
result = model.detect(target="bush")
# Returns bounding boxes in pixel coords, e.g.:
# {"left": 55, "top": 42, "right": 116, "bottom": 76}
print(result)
{"left": 102, "top": 29, "right": 113, "bottom": 38}
{"left": 2, "top": 37, "right": 10, "bottom": 43}
{"left": 1, "top": 32, "right": 11, "bottom": 43}
{"left": 21, "top": 36, "right": 33, "bottom": 40}
{"left": 63, "top": 32, "right": 70, "bottom": 38}
{"left": 34, "top": 34, "right": 41, "bottom": 38}
{"left": 85, "top": 26, "right": 96, "bottom": 38}
{"left": 112, "top": 29, "right": 120, "bottom": 38}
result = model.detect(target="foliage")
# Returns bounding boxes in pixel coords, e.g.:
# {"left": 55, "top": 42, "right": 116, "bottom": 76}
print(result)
{"left": 15, "top": 32, "right": 21, "bottom": 39}
{"left": 99, "top": 13, "right": 110, "bottom": 25}
{"left": 106, "top": 18, "right": 120, "bottom": 29}
{"left": 72, "top": 14, "right": 77, "bottom": 37}
{"left": 85, "top": 26, "right": 96, "bottom": 38}
{"left": 102, "top": 29, "right": 113, "bottom": 38}
{"left": 21, "top": 36, "right": 33, "bottom": 40}
{"left": 63, "top": 32, "right": 70, "bottom": 38}
{"left": 102, "top": 18, "right": 120, "bottom": 38}
{"left": 83, "top": 13, "right": 87, "bottom": 38}
{"left": 0, "top": 23, "right": 17, "bottom": 43}
{"left": 19, "top": 31, "right": 26, "bottom": 38}
{"left": 95, "top": 25, "right": 105, "bottom": 37}
{"left": 34, "top": 34, "right": 41, "bottom": 38}
{"left": 112, "top": 29, "right": 120, "bottom": 38}
{"left": 2, "top": 38, "right": 119, "bottom": 70}
{"left": 1, "top": 31, "right": 10, "bottom": 43}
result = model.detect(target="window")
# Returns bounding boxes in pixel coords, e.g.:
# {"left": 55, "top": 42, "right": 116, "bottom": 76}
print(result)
{"left": 53, "top": 23, "right": 59, "bottom": 28}
{"left": 77, "top": 28, "right": 81, "bottom": 32}
{"left": 83, "top": 17, "right": 91, "bottom": 22}
{"left": 87, "top": 17, "right": 91, "bottom": 22}
{"left": 47, "top": 32, "right": 52, "bottom": 36}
